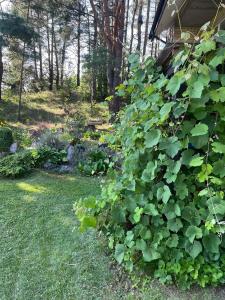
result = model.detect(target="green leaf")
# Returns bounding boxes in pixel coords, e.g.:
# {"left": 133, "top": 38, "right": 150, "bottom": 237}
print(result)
{"left": 167, "top": 218, "right": 183, "bottom": 233}
{"left": 190, "top": 123, "right": 208, "bottom": 136}
{"left": 213, "top": 160, "right": 225, "bottom": 178}
{"left": 197, "top": 164, "right": 213, "bottom": 182}
{"left": 210, "top": 87, "right": 225, "bottom": 102}
{"left": 215, "top": 30, "right": 225, "bottom": 44}
{"left": 144, "top": 203, "right": 159, "bottom": 216}
{"left": 144, "top": 129, "right": 161, "bottom": 148}
{"left": 112, "top": 206, "right": 126, "bottom": 223}
{"left": 188, "top": 80, "right": 205, "bottom": 99}
{"left": 186, "top": 74, "right": 210, "bottom": 99}
{"left": 157, "top": 185, "right": 171, "bottom": 204}
{"left": 182, "top": 206, "right": 201, "bottom": 226}
{"left": 136, "top": 239, "right": 147, "bottom": 251}
{"left": 203, "top": 234, "right": 221, "bottom": 253}
{"left": 166, "top": 234, "right": 179, "bottom": 248}
{"left": 166, "top": 70, "right": 185, "bottom": 96}
{"left": 198, "top": 188, "right": 208, "bottom": 197}
{"left": 159, "top": 102, "right": 175, "bottom": 121}
{"left": 195, "top": 40, "right": 216, "bottom": 56}
{"left": 115, "top": 244, "right": 125, "bottom": 264}
{"left": 209, "top": 48, "right": 225, "bottom": 68}
{"left": 133, "top": 207, "right": 143, "bottom": 223}
{"left": 80, "top": 216, "right": 97, "bottom": 232}
{"left": 141, "top": 161, "right": 157, "bottom": 182}
{"left": 175, "top": 179, "right": 188, "bottom": 200}
{"left": 212, "top": 142, "right": 225, "bottom": 154}
{"left": 185, "top": 226, "right": 202, "bottom": 243}
{"left": 159, "top": 137, "right": 181, "bottom": 158}
{"left": 189, "top": 156, "right": 204, "bottom": 167}
{"left": 185, "top": 241, "right": 202, "bottom": 258}
{"left": 142, "top": 247, "right": 161, "bottom": 262}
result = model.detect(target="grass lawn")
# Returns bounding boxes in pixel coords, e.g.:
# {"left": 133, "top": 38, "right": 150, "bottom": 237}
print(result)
{"left": 0, "top": 171, "right": 128, "bottom": 300}
{"left": 0, "top": 172, "right": 224, "bottom": 300}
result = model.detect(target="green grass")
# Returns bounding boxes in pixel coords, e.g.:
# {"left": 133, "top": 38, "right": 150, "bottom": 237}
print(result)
{"left": 0, "top": 172, "right": 224, "bottom": 300}
{"left": 0, "top": 171, "right": 127, "bottom": 300}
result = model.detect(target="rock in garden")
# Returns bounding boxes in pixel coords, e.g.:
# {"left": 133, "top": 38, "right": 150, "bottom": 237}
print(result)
{"left": 43, "top": 162, "right": 56, "bottom": 170}
{"left": 67, "top": 144, "right": 75, "bottom": 165}
{"left": 58, "top": 165, "right": 74, "bottom": 173}
{"left": 10, "top": 142, "right": 18, "bottom": 153}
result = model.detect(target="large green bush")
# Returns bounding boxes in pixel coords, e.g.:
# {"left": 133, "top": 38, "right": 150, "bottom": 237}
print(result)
{"left": 0, "top": 151, "right": 35, "bottom": 177}
{"left": 0, "top": 147, "right": 67, "bottom": 178}
{"left": 76, "top": 29, "right": 225, "bottom": 289}
{"left": 0, "top": 127, "right": 13, "bottom": 152}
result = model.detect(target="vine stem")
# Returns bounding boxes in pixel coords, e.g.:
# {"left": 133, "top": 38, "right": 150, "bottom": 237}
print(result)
{"left": 205, "top": 112, "right": 224, "bottom": 240}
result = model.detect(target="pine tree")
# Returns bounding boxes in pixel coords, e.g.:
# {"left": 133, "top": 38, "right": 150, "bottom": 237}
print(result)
{"left": 0, "top": 12, "right": 36, "bottom": 102}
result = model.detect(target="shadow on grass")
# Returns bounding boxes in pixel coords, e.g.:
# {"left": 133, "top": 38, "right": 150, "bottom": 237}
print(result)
{"left": 0, "top": 99, "right": 63, "bottom": 125}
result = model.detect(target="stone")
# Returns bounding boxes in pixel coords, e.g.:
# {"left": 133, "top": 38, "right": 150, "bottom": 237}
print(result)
{"left": 10, "top": 142, "right": 18, "bottom": 153}
{"left": 43, "top": 162, "right": 56, "bottom": 170}
{"left": 67, "top": 144, "right": 75, "bottom": 165}
{"left": 58, "top": 165, "right": 74, "bottom": 173}
{"left": 31, "top": 141, "right": 41, "bottom": 149}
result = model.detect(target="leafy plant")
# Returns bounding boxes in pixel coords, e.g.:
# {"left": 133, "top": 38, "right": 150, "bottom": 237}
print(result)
{"left": 0, "top": 147, "right": 67, "bottom": 178}
{"left": 0, "top": 151, "right": 34, "bottom": 177}
{"left": 79, "top": 150, "right": 111, "bottom": 176}
{"left": 34, "top": 146, "right": 67, "bottom": 167}
{"left": 13, "top": 128, "right": 33, "bottom": 148}
{"left": 75, "top": 30, "right": 225, "bottom": 288}
{"left": 83, "top": 130, "right": 101, "bottom": 141}
{"left": 0, "top": 127, "right": 13, "bottom": 152}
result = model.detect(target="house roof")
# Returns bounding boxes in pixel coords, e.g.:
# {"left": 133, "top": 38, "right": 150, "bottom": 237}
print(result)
{"left": 149, "top": 0, "right": 224, "bottom": 40}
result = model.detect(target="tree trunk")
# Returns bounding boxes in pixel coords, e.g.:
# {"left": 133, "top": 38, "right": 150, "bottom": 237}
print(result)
{"left": 136, "top": 0, "right": 143, "bottom": 52}
{"left": 143, "top": 0, "right": 151, "bottom": 56}
{"left": 0, "top": 44, "right": 3, "bottom": 102}
{"left": 77, "top": 5, "right": 81, "bottom": 87}
{"left": 90, "top": 0, "right": 126, "bottom": 116}
{"left": 46, "top": 14, "right": 52, "bottom": 89}
{"left": 37, "top": 12, "right": 43, "bottom": 86}
{"left": 108, "top": 0, "right": 126, "bottom": 116}
{"left": 129, "top": 0, "right": 138, "bottom": 54}
{"left": 33, "top": 43, "right": 38, "bottom": 81}
{"left": 18, "top": 1, "right": 30, "bottom": 122}
{"left": 49, "top": 14, "right": 54, "bottom": 90}
{"left": 91, "top": 11, "right": 97, "bottom": 102}
{"left": 60, "top": 39, "right": 66, "bottom": 87}
{"left": 122, "top": 0, "right": 130, "bottom": 81}
{"left": 53, "top": 30, "right": 60, "bottom": 90}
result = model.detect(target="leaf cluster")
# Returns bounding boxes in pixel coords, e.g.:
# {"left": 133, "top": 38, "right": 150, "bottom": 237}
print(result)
{"left": 75, "top": 30, "right": 225, "bottom": 288}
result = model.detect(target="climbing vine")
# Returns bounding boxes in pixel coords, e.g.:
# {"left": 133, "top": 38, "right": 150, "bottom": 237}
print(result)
{"left": 75, "top": 29, "right": 225, "bottom": 289}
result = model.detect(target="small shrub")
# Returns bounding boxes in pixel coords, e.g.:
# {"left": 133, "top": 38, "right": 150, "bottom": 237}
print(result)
{"left": 34, "top": 146, "right": 67, "bottom": 167}
{"left": 79, "top": 150, "right": 111, "bottom": 176}
{"left": 83, "top": 130, "right": 101, "bottom": 141}
{"left": 0, "top": 147, "right": 67, "bottom": 178}
{"left": 0, "top": 151, "right": 34, "bottom": 178}
{"left": 13, "top": 128, "right": 33, "bottom": 148}
{"left": 0, "top": 127, "right": 13, "bottom": 152}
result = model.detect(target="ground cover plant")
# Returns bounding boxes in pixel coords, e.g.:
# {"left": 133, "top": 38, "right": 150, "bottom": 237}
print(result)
{"left": 76, "top": 29, "right": 225, "bottom": 289}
